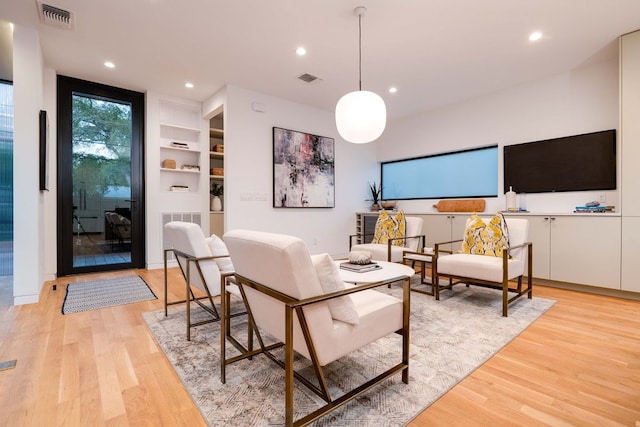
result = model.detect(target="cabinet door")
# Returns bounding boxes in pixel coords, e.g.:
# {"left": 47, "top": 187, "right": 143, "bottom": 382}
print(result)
{"left": 519, "top": 215, "right": 551, "bottom": 279}
{"left": 622, "top": 217, "right": 640, "bottom": 292}
{"left": 423, "top": 215, "right": 456, "bottom": 251}
{"left": 621, "top": 32, "right": 640, "bottom": 214}
{"left": 550, "top": 217, "right": 621, "bottom": 289}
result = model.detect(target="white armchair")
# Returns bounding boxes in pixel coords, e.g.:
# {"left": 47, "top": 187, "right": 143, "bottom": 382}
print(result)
{"left": 223, "top": 229, "right": 410, "bottom": 426}
{"left": 432, "top": 216, "right": 533, "bottom": 316}
{"left": 163, "top": 221, "right": 247, "bottom": 343}
{"left": 350, "top": 214, "right": 425, "bottom": 262}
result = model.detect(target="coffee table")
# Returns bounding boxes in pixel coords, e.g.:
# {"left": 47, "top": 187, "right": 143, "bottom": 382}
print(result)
{"left": 337, "top": 260, "right": 414, "bottom": 285}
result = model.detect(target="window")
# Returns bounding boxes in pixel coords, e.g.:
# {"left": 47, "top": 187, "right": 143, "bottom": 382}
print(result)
{"left": 381, "top": 145, "right": 498, "bottom": 200}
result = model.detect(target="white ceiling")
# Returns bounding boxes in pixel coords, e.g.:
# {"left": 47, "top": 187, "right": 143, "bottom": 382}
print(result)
{"left": 2, "top": 0, "right": 640, "bottom": 119}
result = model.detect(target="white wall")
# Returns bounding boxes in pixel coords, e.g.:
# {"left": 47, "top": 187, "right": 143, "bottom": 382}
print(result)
{"left": 43, "top": 67, "right": 56, "bottom": 281}
{"left": 12, "top": 25, "right": 44, "bottom": 304}
{"left": 218, "top": 85, "right": 378, "bottom": 256}
{"left": 378, "top": 57, "right": 620, "bottom": 215}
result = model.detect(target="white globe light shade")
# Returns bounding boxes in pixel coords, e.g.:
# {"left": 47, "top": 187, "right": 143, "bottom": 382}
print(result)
{"left": 335, "top": 90, "right": 386, "bottom": 144}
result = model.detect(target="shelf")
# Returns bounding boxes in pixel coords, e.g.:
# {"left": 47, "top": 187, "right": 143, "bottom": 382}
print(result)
{"left": 210, "top": 151, "right": 224, "bottom": 159}
{"left": 161, "top": 167, "right": 200, "bottom": 174}
{"left": 209, "top": 211, "right": 224, "bottom": 214}
{"left": 210, "top": 128, "right": 224, "bottom": 139}
{"left": 161, "top": 145, "right": 201, "bottom": 154}
{"left": 160, "top": 122, "right": 201, "bottom": 133}
{"left": 210, "top": 175, "right": 224, "bottom": 180}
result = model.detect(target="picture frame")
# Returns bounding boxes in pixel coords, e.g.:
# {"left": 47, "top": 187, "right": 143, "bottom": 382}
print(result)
{"left": 273, "top": 127, "right": 335, "bottom": 208}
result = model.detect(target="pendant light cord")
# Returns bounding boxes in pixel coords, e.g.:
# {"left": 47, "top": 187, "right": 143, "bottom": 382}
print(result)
{"left": 358, "top": 13, "right": 362, "bottom": 91}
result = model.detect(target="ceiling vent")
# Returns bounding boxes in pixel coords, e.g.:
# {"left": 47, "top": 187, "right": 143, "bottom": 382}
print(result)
{"left": 297, "top": 73, "right": 321, "bottom": 84}
{"left": 37, "top": 1, "right": 74, "bottom": 30}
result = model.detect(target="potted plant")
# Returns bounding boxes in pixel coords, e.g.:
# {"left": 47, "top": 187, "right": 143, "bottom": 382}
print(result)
{"left": 210, "top": 183, "right": 223, "bottom": 211}
{"left": 368, "top": 181, "right": 381, "bottom": 211}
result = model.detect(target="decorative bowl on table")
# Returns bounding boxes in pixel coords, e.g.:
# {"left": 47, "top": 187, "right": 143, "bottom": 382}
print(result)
{"left": 380, "top": 201, "right": 396, "bottom": 209}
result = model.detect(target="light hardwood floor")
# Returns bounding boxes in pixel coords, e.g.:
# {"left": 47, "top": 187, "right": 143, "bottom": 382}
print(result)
{"left": 0, "top": 269, "right": 639, "bottom": 426}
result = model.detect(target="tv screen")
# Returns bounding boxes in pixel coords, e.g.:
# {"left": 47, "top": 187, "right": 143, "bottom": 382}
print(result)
{"left": 503, "top": 130, "right": 616, "bottom": 194}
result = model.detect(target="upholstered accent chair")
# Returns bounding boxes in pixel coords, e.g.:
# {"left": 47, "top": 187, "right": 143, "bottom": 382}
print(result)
{"left": 349, "top": 214, "right": 425, "bottom": 262}
{"left": 432, "top": 216, "right": 533, "bottom": 316}
{"left": 163, "top": 222, "right": 247, "bottom": 343}
{"left": 223, "top": 229, "right": 410, "bottom": 426}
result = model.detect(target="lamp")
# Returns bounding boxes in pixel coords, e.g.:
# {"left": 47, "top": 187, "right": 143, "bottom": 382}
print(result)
{"left": 335, "top": 6, "right": 386, "bottom": 144}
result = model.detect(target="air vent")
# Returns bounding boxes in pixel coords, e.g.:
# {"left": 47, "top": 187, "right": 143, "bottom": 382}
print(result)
{"left": 297, "top": 73, "right": 321, "bottom": 84}
{"left": 37, "top": 1, "right": 74, "bottom": 30}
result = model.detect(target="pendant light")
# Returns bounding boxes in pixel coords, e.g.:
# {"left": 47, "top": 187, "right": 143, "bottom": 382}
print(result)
{"left": 335, "top": 6, "right": 386, "bottom": 144}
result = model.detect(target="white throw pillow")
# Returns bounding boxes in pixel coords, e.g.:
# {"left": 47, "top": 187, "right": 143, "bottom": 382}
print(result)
{"left": 310, "top": 253, "right": 359, "bottom": 325}
{"left": 206, "top": 235, "right": 234, "bottom": 272}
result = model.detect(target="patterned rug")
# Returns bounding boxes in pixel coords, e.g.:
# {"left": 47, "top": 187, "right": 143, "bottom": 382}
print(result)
{"left": 143, "top": 281, "right": 555, "bottom": 426}
{"left": 62, "top": 275, "right": 156, "bottom": 314}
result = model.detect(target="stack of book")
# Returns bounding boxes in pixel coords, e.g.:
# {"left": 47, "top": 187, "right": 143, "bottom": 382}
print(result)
{"left": 170, "top": 185, "right": 189, "bottom": 192}
{"left": 339, "top": 262, "right": 381, "bottom": 273}
{"left": 171, "top": 141, "right": 189, "bottom": 149}
{"left": 574, "top": 205, "right": 607, "bottom": 213}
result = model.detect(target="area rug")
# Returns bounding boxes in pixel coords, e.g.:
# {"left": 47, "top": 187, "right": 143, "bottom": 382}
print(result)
{"left": 62, "top": 275, "right": 156, "bottom": 314}
{"left": 143, "top": 282, "right": 555, "bottom": 426}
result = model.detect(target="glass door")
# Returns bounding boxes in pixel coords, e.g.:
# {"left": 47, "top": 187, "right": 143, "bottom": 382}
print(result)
{"left": 57, "top": 76, "right": 145, "bottom": 276}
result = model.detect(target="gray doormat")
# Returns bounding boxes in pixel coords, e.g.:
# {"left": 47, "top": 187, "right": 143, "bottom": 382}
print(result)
{"left": 62, "top": 275, "right": 156, "bottom": 314}
{"left": 143, "top": 282, "right": 555, "bottom": 426}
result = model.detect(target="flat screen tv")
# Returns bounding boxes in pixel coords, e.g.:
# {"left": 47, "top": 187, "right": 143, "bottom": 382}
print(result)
{"left": 503, "top": 129, "right": 616, "bottom": 194}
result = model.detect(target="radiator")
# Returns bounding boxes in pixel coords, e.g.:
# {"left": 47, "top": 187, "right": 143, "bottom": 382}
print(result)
{"left": 161, "top": 212, "right": 202, "bottom": 261}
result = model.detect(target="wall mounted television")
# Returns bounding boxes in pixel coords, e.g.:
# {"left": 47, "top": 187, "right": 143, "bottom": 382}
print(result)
{"left": 503, "top": 129, "right": 616, "bottom": 194}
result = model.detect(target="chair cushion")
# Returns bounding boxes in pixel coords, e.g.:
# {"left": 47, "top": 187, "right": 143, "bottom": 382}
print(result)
{"left": 371, "top": 210, "right": 406, "bottom": 247}
{"left": 310, "top": 253, "right": 359, "bottom": 325}
{"left": 461, "top": 213, "right": 509, "bottom": 257}
{"left": 206, "top": 234, "right": 234, "bottom": 272}
{"left": 438, "top": 253, "right": 524, "bottom": 282}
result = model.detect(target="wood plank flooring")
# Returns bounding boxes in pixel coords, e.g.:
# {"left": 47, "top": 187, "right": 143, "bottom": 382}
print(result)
{"left": 0, "top": 269, "right": 638, "bottom": 426}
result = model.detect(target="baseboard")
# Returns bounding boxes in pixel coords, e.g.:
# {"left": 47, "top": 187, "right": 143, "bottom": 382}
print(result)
{"left": 531, "top": 278, "right": 640, "bottom": 301}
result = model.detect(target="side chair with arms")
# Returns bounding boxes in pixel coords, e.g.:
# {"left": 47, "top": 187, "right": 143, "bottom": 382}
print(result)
{"left": 432, "top": 215, "right": 533, "bottom": 316}
{"left": 223, "top": 229, "right": 410, "bottom": 427}
{"left": 349, "top": 213, "right": 425, "bottom": 262}
{"left": 163, "top": 222, "right": 249, "bottom": 350}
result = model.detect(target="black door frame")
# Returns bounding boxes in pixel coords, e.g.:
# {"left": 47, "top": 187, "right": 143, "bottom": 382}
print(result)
{"left": 56, "top": 75, "right": 145, "bottom": 276}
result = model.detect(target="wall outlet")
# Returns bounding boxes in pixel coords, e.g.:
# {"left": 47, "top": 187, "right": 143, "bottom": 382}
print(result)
{"left": 598, "top": 193, "right": 606, "bottom": 203}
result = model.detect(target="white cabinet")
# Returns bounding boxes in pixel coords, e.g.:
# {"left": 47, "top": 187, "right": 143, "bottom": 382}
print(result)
{"left": 621, "top": 31, "right": 640, "bottom": 215}
{"left": 420, "top": 214, "right": 470, "bottom": 252}
{"left": 519, "top": 215, "right": 621, "bottom": 289}
{"left": 621, "top": 217, "right": 640, "bottom": 292}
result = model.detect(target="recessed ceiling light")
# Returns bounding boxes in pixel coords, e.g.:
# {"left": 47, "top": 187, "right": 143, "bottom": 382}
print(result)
{"left": 389, "top": 87, "right": 398, "bottom": 94}
{"left": 296, "top": 47, "right": 307, "bottom": 56}
{"left": 104, "top": 61, "right": 115, "bottom": 68}
{"left": 185, "top": 82, "right": 194, "bottom": 89}
{"left": 529, "top": 31, "right": 542, "bottom": 42}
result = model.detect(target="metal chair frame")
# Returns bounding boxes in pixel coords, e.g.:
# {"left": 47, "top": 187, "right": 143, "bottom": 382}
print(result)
{"left": 222, "top": 273, "right": 411, "bottom": 427}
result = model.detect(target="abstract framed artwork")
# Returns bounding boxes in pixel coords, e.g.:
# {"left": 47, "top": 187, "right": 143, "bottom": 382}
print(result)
{"left": 273, "top": 127, "right": 335, "bottom": 208}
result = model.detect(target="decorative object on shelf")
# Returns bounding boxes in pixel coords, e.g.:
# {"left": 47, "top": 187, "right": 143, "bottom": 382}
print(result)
{"left": 433, "top": 199, "right": 486, "bottom": 212}
{"left": 212, "top": 144, "right": 224, "bottom": 153}
{"left": 211, "top": 167, "right": 224, "bottom": 176}
{"left": 367, "top": 181, "right": 381, "bottom": 211}
{"left": 335, "top": 6, "right": 386, "bottom": 144}
{"left": 380, "top": 200, "right": 396, "bottom": 210}
{"left": 348, "top": 250, "right": 372, "bottom": 265}
{"left": 181, "top": 164, "right": 200, "bottom": 171}
{"left": 505, "top": 186, "right": 517, "bottom": 211}
{"left": 162, "top": 159, "right": 176, "bottom": 169}
{"left": 170, "top": 141, "right": 189, "bottom": 149}
{"left": 273, "top": 127, "right": 335, "bottom": 208}
{"left": 170, "top": 185, "right": 189, "bottom": 192}
{"left": 210, "top": 183, "right": 223, "bottom": 211}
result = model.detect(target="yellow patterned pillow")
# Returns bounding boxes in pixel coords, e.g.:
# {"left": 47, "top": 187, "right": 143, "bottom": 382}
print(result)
{"left": 371, "top": 210, "right": 406, "bottom": 247}
{"left": 461, "top": 213, "right": 509, "bottom": 257}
